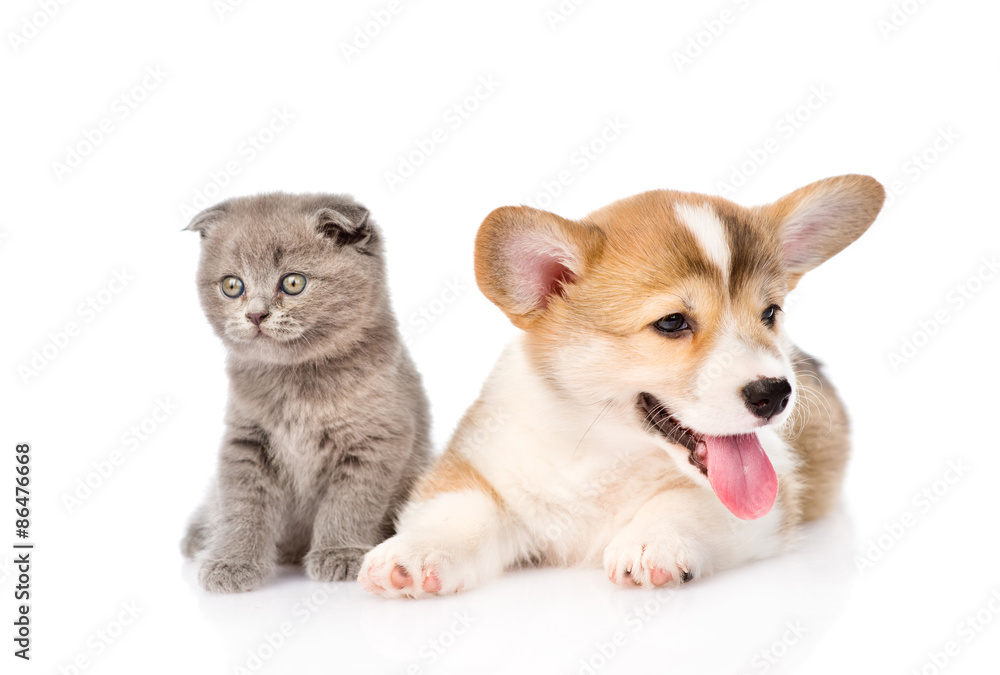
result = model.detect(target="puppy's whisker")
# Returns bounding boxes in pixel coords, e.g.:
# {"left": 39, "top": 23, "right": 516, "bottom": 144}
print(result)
{"left": 573, "top": 399, "right": 615, "bottom": 457}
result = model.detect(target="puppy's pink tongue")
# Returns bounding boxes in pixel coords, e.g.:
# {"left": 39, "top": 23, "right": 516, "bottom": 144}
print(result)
{"left": 703, "top": 433, "right": 777, "bottom": 520}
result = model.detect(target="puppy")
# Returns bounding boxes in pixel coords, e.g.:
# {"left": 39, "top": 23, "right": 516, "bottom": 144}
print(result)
{"left": 360, "top": 175, "right": 884, "bottom": 596}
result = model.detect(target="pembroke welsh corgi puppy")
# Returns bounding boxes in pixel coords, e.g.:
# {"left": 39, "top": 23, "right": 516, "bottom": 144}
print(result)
{"left": 360, "top": 174, "right": 885, "bottom": 597}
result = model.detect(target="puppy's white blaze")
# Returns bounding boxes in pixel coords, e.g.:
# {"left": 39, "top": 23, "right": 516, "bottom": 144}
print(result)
{"left": 696, "top": 331, "right": 786, "bottom": 396}
{"left": 674, "top": 202, "right": 730, "bottom": 282}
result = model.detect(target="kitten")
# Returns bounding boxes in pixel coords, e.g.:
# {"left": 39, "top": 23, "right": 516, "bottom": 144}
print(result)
{"left": 180, "top": 192, "right": 431, "bottom": 593}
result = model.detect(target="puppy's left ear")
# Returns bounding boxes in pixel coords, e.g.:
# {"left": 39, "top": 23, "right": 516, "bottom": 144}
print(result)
{"left": 315, "top": 203, "right": 373, "bottom": 249}
{"left": 767, "top": 174, "right": 885, "bottom": 288}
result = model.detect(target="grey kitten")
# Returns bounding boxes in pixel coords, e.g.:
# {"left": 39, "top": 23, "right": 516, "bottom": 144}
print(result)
{"left": 180, "top": 192, "right": 431, "bottom": 593}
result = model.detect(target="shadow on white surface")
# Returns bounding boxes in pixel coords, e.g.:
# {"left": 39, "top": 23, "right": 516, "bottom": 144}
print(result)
{"left": 182, "top": 508, "right": 855, "bottom": 674}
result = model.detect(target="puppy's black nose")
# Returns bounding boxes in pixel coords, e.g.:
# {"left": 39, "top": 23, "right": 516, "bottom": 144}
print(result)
{"left": 742, "top": 378, "right": 792, "bottom": 420}
{"left": 246, "top": 312, "right": 269, "bottom": 326}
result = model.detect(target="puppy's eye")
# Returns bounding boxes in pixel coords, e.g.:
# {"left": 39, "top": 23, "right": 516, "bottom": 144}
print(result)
{"left": 280, "top": 273, "right": 307, "bottom": 295}
{"left": 654, "top": 313, "right": 690, "bottom": 334}
{"left": 221, "top": 276, "right": 244, "bottom": 298}
{"left": 762, "top": 304, "right": 781, "bottom": 328}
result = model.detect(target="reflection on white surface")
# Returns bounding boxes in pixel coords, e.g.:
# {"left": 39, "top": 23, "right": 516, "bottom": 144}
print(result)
{"left": 183, "top": 509, "right": 854, "bottom": 674}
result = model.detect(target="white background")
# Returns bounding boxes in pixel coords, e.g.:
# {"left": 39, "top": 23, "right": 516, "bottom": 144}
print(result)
{"left": 2, "top": 0, "right": 999, "bottom": 673}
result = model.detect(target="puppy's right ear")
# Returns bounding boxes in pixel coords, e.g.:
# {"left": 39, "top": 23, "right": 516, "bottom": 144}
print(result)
{"left": 184, "top": 202, "right": 229, "bottom": 238}
{"left": 475, "top": 206, "right": 605, "bottom": 329}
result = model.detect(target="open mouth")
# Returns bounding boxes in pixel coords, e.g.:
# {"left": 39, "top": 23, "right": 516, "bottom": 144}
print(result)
{"left": 638, "top": 392, "right": 706, "bottom": 474}
{"left": 637, "top": 392, "right": 778, "bottom": 521}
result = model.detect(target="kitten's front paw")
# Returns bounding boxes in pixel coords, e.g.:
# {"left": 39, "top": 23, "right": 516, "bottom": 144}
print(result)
{"left": 304, "top": 546, "right": 367, "bottom": 582}
{"left": 199, "top": 558, "right": 270, "bottom": 593}
{"left": 603, "top": 529, "right": 711, "bottom": 589}
{"left": 181, "top": 523, "right": 209, "bottom": 559}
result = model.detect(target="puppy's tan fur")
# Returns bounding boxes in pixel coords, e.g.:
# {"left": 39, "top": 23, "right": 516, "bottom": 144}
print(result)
{"left": 361, "top": 175, "right": 884, "bottom": 597}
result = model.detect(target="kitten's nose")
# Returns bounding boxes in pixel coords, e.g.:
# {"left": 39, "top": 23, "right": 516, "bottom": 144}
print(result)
{"left": 246, "top": 312, "right": 269, "bottom": 326}
{"left": 742, "top": 377, "right": 792, "bottom": 420}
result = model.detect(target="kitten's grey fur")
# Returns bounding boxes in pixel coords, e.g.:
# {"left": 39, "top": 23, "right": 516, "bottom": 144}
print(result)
{"left": 180, "top": 192, "right": 431, "bottom": 593}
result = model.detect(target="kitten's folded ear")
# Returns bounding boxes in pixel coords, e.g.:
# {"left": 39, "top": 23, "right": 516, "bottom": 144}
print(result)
{"left": 184, "top": 202, "right": 230, "bottom": 238}
{"left": 315, "top": 204, "right": 374, "bottom": 250}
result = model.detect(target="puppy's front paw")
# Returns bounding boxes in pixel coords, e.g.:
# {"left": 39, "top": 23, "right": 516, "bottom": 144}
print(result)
{"left": 199, "top": 558, "right": 269, "bottom": 593}
{"left": 358, "top": 536, "right": 468, "bottom": 599}
{"left": 304, "top": 546, "right": 367, "bottom": 582}
{"left": 603, "top": 530, "right": 710, "bottom": 589}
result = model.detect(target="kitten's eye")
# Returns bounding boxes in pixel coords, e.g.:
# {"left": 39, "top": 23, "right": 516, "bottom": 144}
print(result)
{"left": 280, "top": 273, "right": 306, "bottom": 295}
{"left": 654, "top": 313, "right": 690, "bottom": 335}
{"left": 221, "top": 276, "right": 244, "bottom": 298}
{"left": 762, "top": 304, "right": 781, "bottom": 328}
